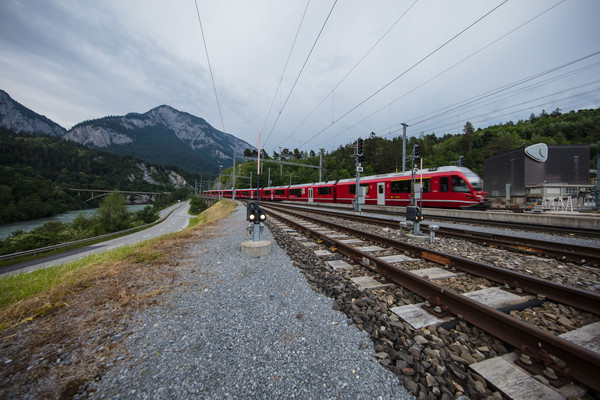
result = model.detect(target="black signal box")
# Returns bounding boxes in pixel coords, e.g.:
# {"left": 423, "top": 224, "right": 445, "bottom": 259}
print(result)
{"left": 406, "top": 206, "right": 423, "bottom": 222}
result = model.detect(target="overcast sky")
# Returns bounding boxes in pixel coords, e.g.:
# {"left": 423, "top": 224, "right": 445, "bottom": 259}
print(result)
{"left": 1, "top": 0, "right": 599, "bottom": 154}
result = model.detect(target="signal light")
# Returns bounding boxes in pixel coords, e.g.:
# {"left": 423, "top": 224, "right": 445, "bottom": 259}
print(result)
{"left": 459, "top": 155, "right": 465, "bottom": 167}
{"left": 413, "top": 144, "right": 420, "bottom": 158}
{"left": 357, "top": 138, "right": 364, "bottom": 156}
{"left": 247, "top": 201, "right": 266, "bottom": 223}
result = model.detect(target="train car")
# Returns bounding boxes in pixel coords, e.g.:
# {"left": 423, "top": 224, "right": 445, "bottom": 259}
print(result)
{"left": 285, "top": 181, "right": 338, "bottom": 203}
{"left": 237, "top": 189, "right": 258, "bottom": 199}
{"left": 308, "top": 181, "right": 337, "bottom": 203}
{"left": 287, "top": 183, "right": 308, "bottom": 202}
{"left": 312, "top": 166, "right": 487, "bottom": 209}
{"left": 261, "top": 186, "right": 288, "bottom": 201}
{"left": 205, "top": 166, "right": 487, "bottom": 209}
{"left": 337, "top": 166, "right": 486, "bottom": 208}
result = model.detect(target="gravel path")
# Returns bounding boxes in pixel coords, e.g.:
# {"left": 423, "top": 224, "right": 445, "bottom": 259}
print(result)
{"left": 80, "top": 205, "right": 411, "bottom": 399}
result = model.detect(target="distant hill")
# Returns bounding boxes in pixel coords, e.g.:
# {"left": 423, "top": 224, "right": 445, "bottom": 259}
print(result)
{"left": 66, "top": 105, "right": 255, "bottom": 174}
{"left": 0, "top": 89, "right": 255, "bottom": 175}
{"left": 0, "top": 89, "right": 66, "bottom": 137}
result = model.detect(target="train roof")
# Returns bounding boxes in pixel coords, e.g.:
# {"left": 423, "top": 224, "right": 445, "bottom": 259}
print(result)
{"left": 260, "top": 166, "right": 480, "bottom": 190}
{"left": 335, "top": 166, "right": 477, "bottom": 184}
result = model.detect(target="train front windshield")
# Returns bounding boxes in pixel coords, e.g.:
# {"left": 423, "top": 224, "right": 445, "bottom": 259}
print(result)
{"left": 463, "top": 170, "right": 483, "bottom": 191}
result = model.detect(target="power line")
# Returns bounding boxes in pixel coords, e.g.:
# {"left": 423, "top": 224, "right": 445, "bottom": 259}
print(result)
{"left": 262, "top": 0, "right": 338, "bottom": 149}
{"left": 297, "top": 0, "right": 509, "bottom": 150}
{"left": 194, "top": 0, "right": 225, "bottom": 131}
{"left": 368, "top": 0, "right": 567, "bottom": 135}
{"left": 260, "top": 0, "right": 312, "bottom": 136}
{"left": 418, "top": 84, "right": 600, "bottom": 135}
{"left": 411, "top": 73, "right": 600, "bottom": 135}
{"left": 276, "top": 0, "right": 419, "bottom": 149}
{"left": 321, "top": 0, "right": 568, "bottom": 145}
{"left": 405, "top": 51, "right": 600, "bottom": 129}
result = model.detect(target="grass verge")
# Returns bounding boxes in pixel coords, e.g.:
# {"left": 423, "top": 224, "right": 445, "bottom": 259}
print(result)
{"left": 0, "top": 199, "right": 237, "bottom": 328}
{"left": 0, "top": 199, "right": 237, "bottom": 399}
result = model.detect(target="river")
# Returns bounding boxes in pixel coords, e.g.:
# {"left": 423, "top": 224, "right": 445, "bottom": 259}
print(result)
{"left": 0, "top": 205, "right": 148, "bottom": 240}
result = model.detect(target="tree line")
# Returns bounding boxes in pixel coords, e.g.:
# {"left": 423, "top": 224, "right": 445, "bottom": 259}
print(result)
{"left": 0, "top": 191, "right": 204, "bottom": 256}
{"left": 0, "top": 128, "right": 199, "bottom": 224}
{"left": 221, "top": 108, "right": 599, "bottom": 189}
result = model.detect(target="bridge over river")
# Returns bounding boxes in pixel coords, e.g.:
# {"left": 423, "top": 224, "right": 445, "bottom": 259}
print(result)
{"left": 68, "top": 188, "right": 169, "bottom": 203}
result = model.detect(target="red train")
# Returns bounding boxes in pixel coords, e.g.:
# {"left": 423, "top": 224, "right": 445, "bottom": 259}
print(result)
{"left": 204, "top": 166, "right": 489, "bottom": 209}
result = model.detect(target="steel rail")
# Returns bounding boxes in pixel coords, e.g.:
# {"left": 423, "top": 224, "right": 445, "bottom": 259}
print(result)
{"left": 264, "top": 206, "right": 600, "bottom": 392}
{"left": 263, "top": 204, "right": 600, "bottom": 314}
{"left": 275, "top": 200, "right": 600, "bottom": 238}
{"left": 264, "top": 202, "right": 600, "bottom": 266}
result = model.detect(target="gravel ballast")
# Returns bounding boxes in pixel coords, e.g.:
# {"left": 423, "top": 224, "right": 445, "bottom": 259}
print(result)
{"left": 80, "top": 205, "right": 411, "bottom": 399}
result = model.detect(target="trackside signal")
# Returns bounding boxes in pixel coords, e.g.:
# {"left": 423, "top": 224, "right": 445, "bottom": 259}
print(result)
{"left": 247, "top": 201, "right": 266, "bottom": 223}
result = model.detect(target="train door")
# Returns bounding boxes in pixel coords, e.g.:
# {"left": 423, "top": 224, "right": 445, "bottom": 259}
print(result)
{"left": 377, "top": 182, "right": 385, "bottom": 205}
{"left": 308, "top": 188, "right": 313, "bottom": 203}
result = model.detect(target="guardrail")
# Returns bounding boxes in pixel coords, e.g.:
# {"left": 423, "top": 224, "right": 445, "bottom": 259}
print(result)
{"left": 0, "top": 202, "right": 185, "bottom": 262}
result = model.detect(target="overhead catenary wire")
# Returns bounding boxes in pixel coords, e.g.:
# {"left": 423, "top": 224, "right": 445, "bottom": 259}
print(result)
{"left": 402, "top": 63, "right": 600, "bottom": 135}
{"left": 401, "top": 51, "right": 600, "bottom": 132}
{"left": 297, "top": 0, "right": 509, "bottom": 150}
{"left": 262, "top": 0, "right": 338, "bottom": 149}
{"left": 275, "top": 0, "right": 419, "bottom": 150}
{"left": 417, "top": 84, "right": 600, "bottom": 135}
{"left": 260, "top": 0, "right": 312, "bottom": 136}
{"left": 345, "top": 0, "right": 568, "bottom": 139}
{"left": 194, "top": 0, "right": 225, "bottom": 131}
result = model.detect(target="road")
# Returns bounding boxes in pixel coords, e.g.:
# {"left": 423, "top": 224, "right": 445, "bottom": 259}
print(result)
{"left": 1, "top": 201, "right": 192, "bottom": 277}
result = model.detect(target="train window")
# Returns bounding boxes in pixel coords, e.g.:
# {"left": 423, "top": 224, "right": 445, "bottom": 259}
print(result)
{"left": 318, "top": 187, "right": 332, "bottom": 195}
{"left": 391, "top": 180, "right": 411, "bottom": 193}
{"left": 264, "top": 190, "right": 271, "bottom": 196}
{"left": 289, "top": 189, "right": 301, "bottom": 197}
{"left": 349, "top": 184, "right": 369, "bottom": 195}
{"left": 275, "top": 189, "right": 285, "bottom": 195}
{"left": 378, "top": 185, "right": 384, "bottom": 194}
{"left": 422, "top": 178, "right": 431, "bottom": 193}
{"left": 451, "top": 176, "right": 470, "bottom": 192}
{"left": 440, "top": 177, "right": 449, "bottom": 192}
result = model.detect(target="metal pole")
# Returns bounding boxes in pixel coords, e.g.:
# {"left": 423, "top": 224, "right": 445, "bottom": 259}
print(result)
{"left": 596, "top": 154, "right": 599, "bottom": 210}
{"left": 232, "top": 155, "right": 236, "bottom": 200}
{"left": 402, "top": 123, "right": 408, "bottom": 172}
{"left": 354, "top": 156, "right": 361, "bottom": 213}
{"left": 319, "top": 152, "right": 323, "bottom": 182}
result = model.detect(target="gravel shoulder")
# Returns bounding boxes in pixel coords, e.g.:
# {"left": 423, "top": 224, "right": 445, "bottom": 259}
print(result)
{"left": 79, "top": 205, "right": 410, "bottom": 399}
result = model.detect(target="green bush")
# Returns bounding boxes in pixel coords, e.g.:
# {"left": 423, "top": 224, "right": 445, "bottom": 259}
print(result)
{"left": 189, "top": 197, "right": 207, "bottom": 215}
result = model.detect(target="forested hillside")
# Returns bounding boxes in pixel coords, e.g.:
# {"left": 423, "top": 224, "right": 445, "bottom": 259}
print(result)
{"left": 0, "top": 128, "right": 194, "bottom": 224}
{"left": 224, "top": 108, "right": 599, "bottom": 188}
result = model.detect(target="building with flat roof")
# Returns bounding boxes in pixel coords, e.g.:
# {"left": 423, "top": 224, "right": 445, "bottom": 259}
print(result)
{"left": 483, "top": 144, "right": 592, "bottom": 205}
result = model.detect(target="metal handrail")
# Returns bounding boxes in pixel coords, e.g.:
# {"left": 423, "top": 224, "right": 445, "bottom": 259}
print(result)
{"left": 0, "top": 202, "right": 184, "bottom": 262}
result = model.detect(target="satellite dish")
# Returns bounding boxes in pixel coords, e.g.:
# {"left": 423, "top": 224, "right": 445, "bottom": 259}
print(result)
{"left": 524, "top": 143, "right": 548, "bottom": 162}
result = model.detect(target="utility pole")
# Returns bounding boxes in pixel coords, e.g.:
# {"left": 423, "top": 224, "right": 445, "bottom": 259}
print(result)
{"left": 354, "top": 138, "right": 365, "bottom": 213}
{"left": 218, "top": 165, "right": 223, "bottom": 199}
{"left": 319, "top": 151, "right": 323, "bottom": 182}
{"left": 232, "top": 155, "right": 236, "bottom": 200}
{"left": 596, "top": 154, "right": 599, "bottom": 210}
{"left": 402, "top": 123, "right": 409, "bottom": 172}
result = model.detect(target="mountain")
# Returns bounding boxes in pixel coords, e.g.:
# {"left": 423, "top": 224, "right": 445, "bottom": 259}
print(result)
{"left": 65, "top": 105, "right": 255, "bottom": 174}
{"left": 0, "top": 89, "right": 66, "bottom": 137}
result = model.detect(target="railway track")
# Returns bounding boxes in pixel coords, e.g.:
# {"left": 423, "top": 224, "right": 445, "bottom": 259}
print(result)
{"left": 260, "top": 203, "right": 600, "bottom": 397}
{"left": 263, "top": 202, "right": 600, "bottom": 267}
{"left": 269, "top": 201, "right": 600, "bottom": 238}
